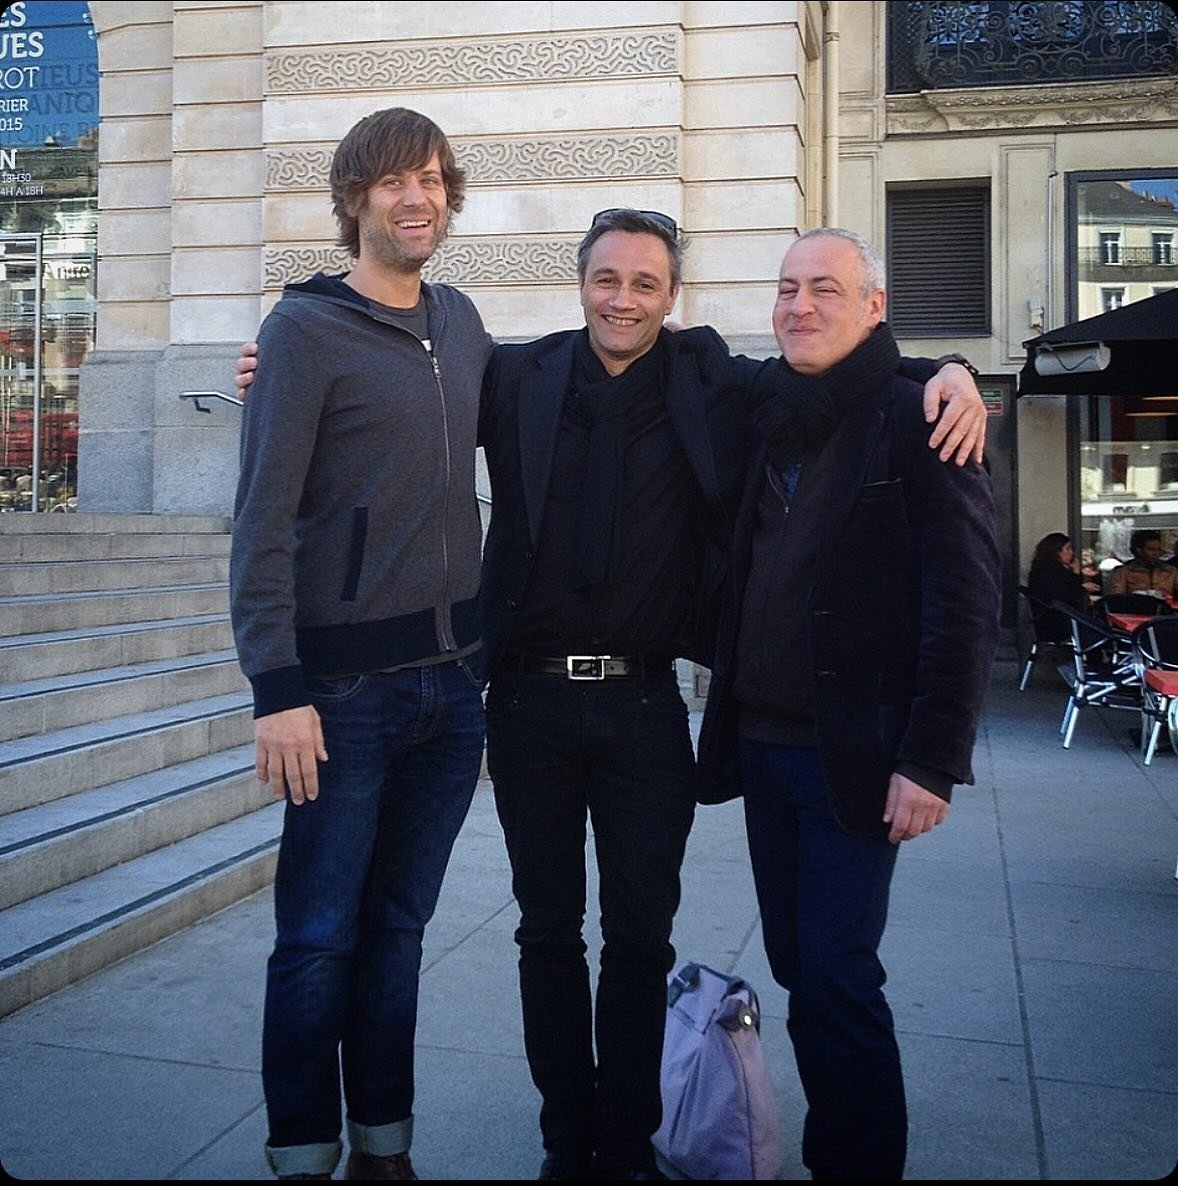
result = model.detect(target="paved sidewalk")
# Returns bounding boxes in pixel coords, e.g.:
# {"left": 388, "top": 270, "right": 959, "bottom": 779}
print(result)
{"left": 1, "top": 660, "right": 1176, "bottom": 1180}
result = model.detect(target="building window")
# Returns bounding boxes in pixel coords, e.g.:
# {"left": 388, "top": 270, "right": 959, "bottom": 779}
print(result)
{"left": 1161, "top": 452, "right": 1178, "bottom": 490}
{"left": 1099, "top": 232, "right": 1122, "bottom": 264}
{"left": 1072, "top": 173, "right": 1178, "bottom": 320}
{"left": 1101, "top": 453, "right": 1129, "bottom": 493}
{"left": 886, "top": 186, "right": 990, "bottom": 337}
{"left": 888, "top": 1, "right": 1178, "bottom": 93}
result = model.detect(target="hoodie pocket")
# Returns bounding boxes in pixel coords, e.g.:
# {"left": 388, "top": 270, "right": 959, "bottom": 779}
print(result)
{"left": 341, "top": 506, "right": 368, "bottom": 602}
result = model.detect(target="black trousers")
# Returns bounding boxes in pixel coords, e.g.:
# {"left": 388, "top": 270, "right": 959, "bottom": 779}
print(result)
{"left": 741, "top": 740, "right": 907, "bottom": 1181}
{"left": 485, "top": 671, "right": 696, "bottom": 1173}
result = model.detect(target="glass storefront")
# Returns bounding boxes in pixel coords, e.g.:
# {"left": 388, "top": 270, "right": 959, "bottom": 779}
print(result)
{"left": 1070, "top": 170, "right": 1178, "bottom": 573}
{"left": 0, "top": 1, "right": 96, "bottom": 512}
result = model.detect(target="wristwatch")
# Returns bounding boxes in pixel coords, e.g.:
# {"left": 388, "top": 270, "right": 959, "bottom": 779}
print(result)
{"left": 934, "top": 352, "right": 980, "bottom": 378}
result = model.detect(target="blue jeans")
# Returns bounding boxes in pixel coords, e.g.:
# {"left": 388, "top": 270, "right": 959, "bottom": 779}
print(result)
{"left": 485, "top": 672, "right": 696, "bottom": 1174}
{"left": 740, "top": 740, "right": 906, "bottom": 1181}
{"left": 261, "top": 659, "right": 485, "bottom": 1178}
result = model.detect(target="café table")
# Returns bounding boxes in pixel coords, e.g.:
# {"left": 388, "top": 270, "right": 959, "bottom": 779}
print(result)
{"left": 1106, "top": 612, "right": 1155, "bottom": 634}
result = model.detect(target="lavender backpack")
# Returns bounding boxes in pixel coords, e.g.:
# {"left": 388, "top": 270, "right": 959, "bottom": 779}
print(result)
{"left": 653, "top": 961, "right": 784, "bottom": 1180}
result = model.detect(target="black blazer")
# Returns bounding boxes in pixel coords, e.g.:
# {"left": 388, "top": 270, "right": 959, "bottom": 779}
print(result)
{"left": 696, "top": 373, "right": 1001, "bottom": 835}
{"left": 477, "top": 326, "right": 766, "bottom": 678}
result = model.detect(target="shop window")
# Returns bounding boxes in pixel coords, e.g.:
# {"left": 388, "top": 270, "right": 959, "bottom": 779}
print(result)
{"left": 886, "top": 186, "right": 990, "bottom": 337}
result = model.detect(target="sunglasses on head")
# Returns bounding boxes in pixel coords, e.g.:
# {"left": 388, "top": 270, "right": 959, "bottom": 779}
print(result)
{"left": 591, "top": 208, "right": 680, "bottom": 238}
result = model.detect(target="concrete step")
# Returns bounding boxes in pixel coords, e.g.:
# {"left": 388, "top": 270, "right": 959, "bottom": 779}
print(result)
{"left": 0, "top": 649, "right": 246, "bottom": 743}
{"left": 0, "top": 802, "right": 282, "bottom": 1019}
{"left": 0, "top": 745, "right": 265, "bottom": 910}
{"left": 0, "top": 691, "right": 253, "bottom": 817}
{"left": 0, "top": 582, "right": 228, "bottom": 637}
{"left": 0, "top": 554, "right": 231, "bottom": 596}
{"left": 0, "top": 613, "right": 235, "bottom": 683}
{"left": 0, "top": 512, "right": 231, "bottom": 535}
{"left": 0, "top": 529, "right": 231, "bottom": 563}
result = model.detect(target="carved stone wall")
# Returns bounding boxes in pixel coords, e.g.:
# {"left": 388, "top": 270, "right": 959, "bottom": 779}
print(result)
{"left": 263, "top": 240, "right": 582, "bottom": 290}
{"left": 886, "top": 77, "right": 1178, "bottom": 135}
{"left": 264, "top": 133, "right": 680, "bottom": 192}
{"left": 264, "top": 31, "right": 679, "bottom": 91}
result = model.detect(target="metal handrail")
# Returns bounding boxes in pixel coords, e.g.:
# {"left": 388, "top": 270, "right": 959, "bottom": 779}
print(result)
{"left": 180, "top": 390, "right": 244, "bottom": 413}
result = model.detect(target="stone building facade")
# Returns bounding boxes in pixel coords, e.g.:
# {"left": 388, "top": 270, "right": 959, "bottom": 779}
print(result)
{"left": 75, "top": 1, "right": 1178, "bottom": 586}
{"left": 80, "top": 0, "right": 826, "bottom": 516}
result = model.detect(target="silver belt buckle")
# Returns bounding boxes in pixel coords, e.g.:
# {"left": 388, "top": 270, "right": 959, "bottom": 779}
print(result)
{"left": 567, "top": 654, "right": 610, "bottom": 680}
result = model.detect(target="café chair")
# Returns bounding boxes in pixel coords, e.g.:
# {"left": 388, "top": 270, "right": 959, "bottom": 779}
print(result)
{"left": 1051, "top": 600, "right": 1141, "bottom": 749}
{"left": 1131, "top": 617, "right": 1178, "bottom": 766}
{"left": 1017, "top": 584, "right": 1075, "bottom": 691}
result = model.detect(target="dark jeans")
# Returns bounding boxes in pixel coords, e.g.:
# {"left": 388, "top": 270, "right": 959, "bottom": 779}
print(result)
{"left": 261, "top": 659, "right": 485, "bottom": 1178}
{"left": 740, "top": 740, "right": 907, "bottom": 1182}
{"left": 485, "top": 671, "right": 696, "bottom": 1173}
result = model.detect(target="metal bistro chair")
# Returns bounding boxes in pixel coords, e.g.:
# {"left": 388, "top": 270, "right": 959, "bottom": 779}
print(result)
{"left": 1018, "top": 585, "right": 1076, "bottom": 691}
{"left": 1131, "top": 617, "right": 1178, "bottom": 765}
{"left": 1052, "top": 600, "right": 1141, "bottom": 749}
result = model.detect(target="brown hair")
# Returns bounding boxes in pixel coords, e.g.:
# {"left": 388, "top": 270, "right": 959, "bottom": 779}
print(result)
{"left": 329, "top": 108, "right": 466, "bottom": 257}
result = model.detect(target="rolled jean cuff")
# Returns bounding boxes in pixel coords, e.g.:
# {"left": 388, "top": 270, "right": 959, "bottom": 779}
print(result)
{"left": 347, "top": 1114, "right": 413, "bottom": 1156}
{"left": 264, "top": 1140, "right": 341, "bottom": 1177}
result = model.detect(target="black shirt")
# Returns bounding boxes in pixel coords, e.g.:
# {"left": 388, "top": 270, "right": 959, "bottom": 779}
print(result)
{"left": 507, "top": 332, "right": 701, "bottom": 655}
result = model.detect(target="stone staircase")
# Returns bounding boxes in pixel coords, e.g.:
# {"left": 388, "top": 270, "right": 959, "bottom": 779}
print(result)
{"left": 0, "top": 514, "right": 281, "bottom": 1018}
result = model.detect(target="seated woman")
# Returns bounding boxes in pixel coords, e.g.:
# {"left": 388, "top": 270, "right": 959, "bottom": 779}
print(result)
{"left": 1027, "top": 532, "right": 1098, "bottom": 637}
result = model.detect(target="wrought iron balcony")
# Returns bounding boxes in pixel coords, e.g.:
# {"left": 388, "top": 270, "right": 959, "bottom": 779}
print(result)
{"left": 1078, "top": 246, "right": 1177, "bottom": 267}
{"left": 888, "top": 1, "right": 1178, "bottom": 93}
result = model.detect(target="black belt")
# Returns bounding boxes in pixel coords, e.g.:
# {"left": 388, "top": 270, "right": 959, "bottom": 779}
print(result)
{"left": 501, "top": 652, "right": 675, "bottom": 680}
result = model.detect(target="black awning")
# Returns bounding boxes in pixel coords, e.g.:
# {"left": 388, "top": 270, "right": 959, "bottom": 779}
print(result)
{"left": 1018, "top": 287, "right": 1178, "bottom": 397}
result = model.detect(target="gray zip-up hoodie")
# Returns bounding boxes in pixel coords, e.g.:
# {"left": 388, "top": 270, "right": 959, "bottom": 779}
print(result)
{"left": 230, "top": 273, "right": 494, "bottom": 718}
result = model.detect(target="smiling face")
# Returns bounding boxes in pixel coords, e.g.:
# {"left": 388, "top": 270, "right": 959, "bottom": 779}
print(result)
{"left": 578, "top": 230, "right": 680, "bottom": 376}
{"left": 352, "top": 151, "right": 449, "bottom": 274}
{"left": 773, "top": 234, "right": 886, "bottom": 376}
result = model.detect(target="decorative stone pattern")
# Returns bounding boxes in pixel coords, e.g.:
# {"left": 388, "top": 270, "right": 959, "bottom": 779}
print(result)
{"left": 427, "top": 240, "right": 578, "bottom": 285}
{"left": 266, "top": 149, "right": 334, "bottom": 190}
{"left": 264, "top": 133, "right": 680, "bottom": 191}
{"left": 886, "top": 77, "right": 1178, "bottom": 133}
{"left": 264, "top": 240, "right": 581, "bottom": 289}
{"left": 455, "top": 132, "right": 679, "bottom": 183}
{"left": 265, "top": 31, "right": 678, "bottom": 93}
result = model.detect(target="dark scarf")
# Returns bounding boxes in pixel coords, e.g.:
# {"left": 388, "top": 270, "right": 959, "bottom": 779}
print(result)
{"left": 749, "top": 322, "right": 902, "bottom": 468}
{"left": 570, "top": 331, "right": 664, "bottom": 588}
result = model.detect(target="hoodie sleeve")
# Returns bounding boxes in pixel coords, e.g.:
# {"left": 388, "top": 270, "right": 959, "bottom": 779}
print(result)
{"left": 229, "top": 306, "right": 331, "bottom": 718}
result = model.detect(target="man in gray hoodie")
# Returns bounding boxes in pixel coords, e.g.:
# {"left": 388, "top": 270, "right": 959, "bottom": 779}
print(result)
{"left": 230, "top": 108, "right": 492, "bottom": 1182}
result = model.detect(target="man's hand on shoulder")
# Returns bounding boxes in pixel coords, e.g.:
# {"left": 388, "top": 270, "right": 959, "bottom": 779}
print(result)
{"left": 922, "top": 362, "right": 986, "bottom": 467}
{"left": 235, "top": 341, "right": 259, "bottom": 397}
{"left": 883, "top": 771, "right": 948, "bottom": 845}
{"left": 255, "top": 705, "right": 327, "bottom": 805}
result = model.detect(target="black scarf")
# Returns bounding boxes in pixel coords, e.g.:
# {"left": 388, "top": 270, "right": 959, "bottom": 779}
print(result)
{"left": 749, "top": 322, "right": 902, "bottom": 468}
{"left": 570, "top": 331, "right": 664, "bottom": 589}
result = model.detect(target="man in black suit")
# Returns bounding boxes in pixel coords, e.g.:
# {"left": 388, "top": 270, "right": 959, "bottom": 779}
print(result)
{"left": 697, "top": 227, "right": 1001, "bottom": 1181}
{"left": 476, "top": 210, "right": 986, "bottom": 1181}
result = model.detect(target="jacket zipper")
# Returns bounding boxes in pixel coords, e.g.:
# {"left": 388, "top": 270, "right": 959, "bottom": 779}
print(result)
{"left": 422, "top": 336, "right": 457, "bottom": 652}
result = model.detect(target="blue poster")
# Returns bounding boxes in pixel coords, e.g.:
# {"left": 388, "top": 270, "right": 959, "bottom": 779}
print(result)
{"left": 0, "top": 1, "right": 98, "bottom": 150}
